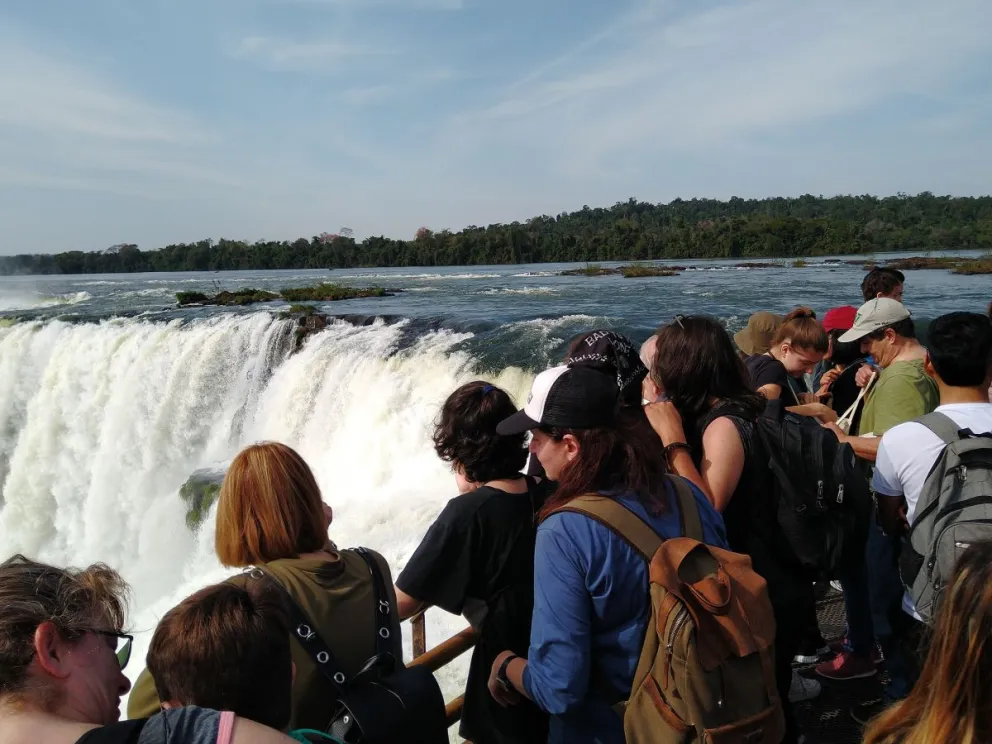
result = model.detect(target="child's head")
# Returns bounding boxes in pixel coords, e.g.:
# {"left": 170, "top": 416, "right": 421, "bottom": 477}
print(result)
{"left": 147, "top": 579, "right": 293, "bottom": 731}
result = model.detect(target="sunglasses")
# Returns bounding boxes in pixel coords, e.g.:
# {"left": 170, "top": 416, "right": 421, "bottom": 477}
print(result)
{"left": 87, "top": 629, "right": 134, "bottom": 670}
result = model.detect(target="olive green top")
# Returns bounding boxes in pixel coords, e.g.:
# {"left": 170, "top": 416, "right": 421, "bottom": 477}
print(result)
{"left": 127, "top": 549, "right": 402, "bottom": 730}
{"left": 857, "top": 359, "right": 938, "bottom": 437}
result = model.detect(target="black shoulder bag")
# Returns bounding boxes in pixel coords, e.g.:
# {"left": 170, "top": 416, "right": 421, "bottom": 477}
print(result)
{"left": 254, "top": 549, "right": 448, "bottom": 744}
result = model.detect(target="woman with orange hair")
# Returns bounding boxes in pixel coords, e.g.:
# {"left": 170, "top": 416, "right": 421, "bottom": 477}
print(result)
{"left": 128, "top": 442, "right": 401, "bottom": 731}
{"left": 863, "top": 541, "right": 992, "bottom": 744}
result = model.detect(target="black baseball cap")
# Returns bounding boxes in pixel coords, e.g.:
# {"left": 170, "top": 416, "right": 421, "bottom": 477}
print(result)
{"left": 496, "top": 365, "right": 620, "bottom": 435}
{"left": 565, "top": 329, "right": 647, "bottom": 401}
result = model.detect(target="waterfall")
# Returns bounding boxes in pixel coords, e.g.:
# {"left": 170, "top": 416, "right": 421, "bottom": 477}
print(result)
{"left": 0, "top": 313, "right": 533, "bottom": 708}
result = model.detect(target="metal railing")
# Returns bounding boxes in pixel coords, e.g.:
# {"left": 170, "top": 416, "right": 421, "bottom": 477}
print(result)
{"left": 406, "top": 612, "right": 479, "bottom": 731}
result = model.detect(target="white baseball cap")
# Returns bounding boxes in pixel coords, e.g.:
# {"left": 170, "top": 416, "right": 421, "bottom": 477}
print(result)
{"left": 838, "top": 298, "right": 911, "bottom": 343}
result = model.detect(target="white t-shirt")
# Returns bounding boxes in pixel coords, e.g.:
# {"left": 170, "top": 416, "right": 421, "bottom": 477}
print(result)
{"left": 873, "top": 402, "right": 992, "bottom": 618}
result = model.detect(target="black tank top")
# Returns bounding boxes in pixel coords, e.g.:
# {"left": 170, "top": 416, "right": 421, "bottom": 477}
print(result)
{"left": 695, "top": 401, "right": 806, "bottom": 604}
{"left": 75, "top": 720, "right": 147, "bottom": 744}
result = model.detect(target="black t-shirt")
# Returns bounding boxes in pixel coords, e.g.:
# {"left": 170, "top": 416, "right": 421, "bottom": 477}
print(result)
{"left": 746, "top": 354, "right": 805, "bottom": 403}
{"left": 745, "top": 354, "right": 789, "bottom": 391}
{"left": 396, "top": 478, "right": 552, "bottom": 744}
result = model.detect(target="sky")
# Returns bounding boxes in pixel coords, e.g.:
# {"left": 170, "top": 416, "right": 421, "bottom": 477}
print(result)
{"left": 1, "top": 0, "right": 990, "bottom": 254}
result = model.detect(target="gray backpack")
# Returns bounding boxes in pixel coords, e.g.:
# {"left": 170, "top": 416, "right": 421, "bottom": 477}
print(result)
{"left": 900, "top": 411, "right": 992, "bottom": 624}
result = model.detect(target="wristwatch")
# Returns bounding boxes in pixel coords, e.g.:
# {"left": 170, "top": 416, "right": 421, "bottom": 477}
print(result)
{"left": 497, "top": 654, "right": 518, "bottom": 692}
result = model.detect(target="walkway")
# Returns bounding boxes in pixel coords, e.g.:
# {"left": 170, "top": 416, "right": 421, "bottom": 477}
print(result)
{"left": 795, "top": 587, "right": 887, "bottom": 744}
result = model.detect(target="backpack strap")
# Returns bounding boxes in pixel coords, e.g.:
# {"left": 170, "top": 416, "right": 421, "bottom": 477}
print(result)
{"left": 551, "top": 476, "right": 702, "bottom": 560}
{"left": 666, "top": 475, "right": 704, "bottom": 543}
{"left": 248, "top": 566, "right": 351, "bottom": 697}
{"left": 555, "top": 495, "right": 662, "bottom": 560}
{"left": 917, "top": 411, "right": 965, "bottom": 445}
{"left": 353, "top": 548, "right": 395, "bottom": 658}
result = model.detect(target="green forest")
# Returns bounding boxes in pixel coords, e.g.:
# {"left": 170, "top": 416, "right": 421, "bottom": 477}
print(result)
{"left": 3, "top": 193, "right": 991, "bottom": 275}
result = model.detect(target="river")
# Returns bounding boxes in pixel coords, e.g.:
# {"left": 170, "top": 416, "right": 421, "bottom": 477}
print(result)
{"left": 0, "top": 252, "right": 986, "bottom": 718}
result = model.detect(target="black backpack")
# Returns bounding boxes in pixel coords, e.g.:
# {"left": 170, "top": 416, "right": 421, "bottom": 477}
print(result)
{"left": 754, "top": 399, "right": 872, "bottom": 578}
{"left": 256, "top": 549, "right": 448, "bottom": 744}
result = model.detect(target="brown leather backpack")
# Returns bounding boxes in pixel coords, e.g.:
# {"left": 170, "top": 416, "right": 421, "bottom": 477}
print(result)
{"left": 554, "top": 476, "right": 784, "bottom": 744}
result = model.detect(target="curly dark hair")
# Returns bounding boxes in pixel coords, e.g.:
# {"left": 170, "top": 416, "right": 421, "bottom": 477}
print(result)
{"left": 433, "top": 381, "right": 528, "bottom": 484}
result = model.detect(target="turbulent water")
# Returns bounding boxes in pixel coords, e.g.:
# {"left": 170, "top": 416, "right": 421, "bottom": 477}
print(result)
{"left": 0, "top": 254, "right": 987, "bottom": 718}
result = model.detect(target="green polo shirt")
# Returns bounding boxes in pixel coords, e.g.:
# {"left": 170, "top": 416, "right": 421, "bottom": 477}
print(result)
{"left": 857, "top": 358, "right": 938, "bottom": 437}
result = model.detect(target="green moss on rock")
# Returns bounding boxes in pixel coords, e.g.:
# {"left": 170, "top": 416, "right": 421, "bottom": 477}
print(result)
{"left": 179, "top": 469, "right": 224, "bottom": 531}
{"left": 618, "top": 264, "right": 678, "bottom": 277}
{"left": 280, "top": 283, "right": 389, "bottom": 302}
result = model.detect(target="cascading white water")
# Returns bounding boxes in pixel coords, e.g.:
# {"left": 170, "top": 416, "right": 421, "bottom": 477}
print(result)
{"left": 0, "top": 313, "right": 533, "bottom": 717}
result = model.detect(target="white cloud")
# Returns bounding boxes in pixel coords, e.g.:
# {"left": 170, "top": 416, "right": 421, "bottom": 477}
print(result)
{"left": 339, "top": 68, "right": 456, "bottom": 105}
{"left": 0, "top": 31, "right": 237, "bottom": 198}
{"left": 230, "top": 35, "right": 394, "bottom": 73}
{"left": 0, "top": 38, "right": 199, "bottom": 143}
{"left": 281, "top": 0, "right": 463, "bottom": 9}
{"left": 447, "top": 0, "right": 992, "bottom": 173}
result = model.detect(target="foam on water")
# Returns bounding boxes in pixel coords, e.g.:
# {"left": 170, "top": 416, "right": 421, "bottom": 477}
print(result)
{"left": 0, "top": 290, "right": 91, "bottom": 311}
{"left": 480, "top": 286, "right": 558, "bottom": 296}
{"left": 0, "top": 314, "right": 533, "bottom": 716}
{"left": 341, "top": 272, "right": 502, "bottom": 281}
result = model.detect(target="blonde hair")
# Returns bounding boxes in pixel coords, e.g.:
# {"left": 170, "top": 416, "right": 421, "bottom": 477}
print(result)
{"left": 215, "top": 442, "right": 328, "bottom": 566}
{"left": 771, "top": 307, "right": 828, "bottom": 354}
{"left": 864, "top": 542, "right": 992, "bottom": 744}
{"left": 0, "top": 555, "right": 129, "bottom": 701}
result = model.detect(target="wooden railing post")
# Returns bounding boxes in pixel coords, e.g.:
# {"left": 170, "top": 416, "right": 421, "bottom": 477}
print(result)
{"left": 403, "top": 611, "right": 478, "bottom": 738}
{"left": 411, "top": 612, "right": 427, "bottom": 659}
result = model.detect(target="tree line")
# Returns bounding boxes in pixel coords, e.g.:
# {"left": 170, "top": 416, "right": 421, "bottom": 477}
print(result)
{"left": 3, "top": 192, "right": 991, "bottom": 275}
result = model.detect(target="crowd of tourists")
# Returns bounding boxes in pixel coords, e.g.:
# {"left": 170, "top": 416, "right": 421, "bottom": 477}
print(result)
{"left": 1, "top": 267, "right": 991, "bottom": 744}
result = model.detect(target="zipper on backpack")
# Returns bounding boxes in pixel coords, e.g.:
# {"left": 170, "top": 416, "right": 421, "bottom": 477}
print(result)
{"left": 664, "top": 606, "right": 691, "bottom": 688}
{"left": 837, "top": 484, "right": 845, "bottom": 505}
{"left": 926, "top": 519, "right": 992, "bottom": 581}
{"left": 816, "top": 480, "right": 824, "bottom": 510}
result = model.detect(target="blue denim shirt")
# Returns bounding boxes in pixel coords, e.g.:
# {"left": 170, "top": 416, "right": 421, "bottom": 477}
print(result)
{"left": 521, "top": 479, "right": 728, "bottom": 744}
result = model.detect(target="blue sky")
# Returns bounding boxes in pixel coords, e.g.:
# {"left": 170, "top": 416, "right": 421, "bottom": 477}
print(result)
{"left": 1, "top": 0, "right": 990, "bottom": 254}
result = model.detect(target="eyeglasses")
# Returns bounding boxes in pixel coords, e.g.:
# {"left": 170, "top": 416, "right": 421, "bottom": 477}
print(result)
{"left": 86, "top": 629, "right": 134, "bottom": 670}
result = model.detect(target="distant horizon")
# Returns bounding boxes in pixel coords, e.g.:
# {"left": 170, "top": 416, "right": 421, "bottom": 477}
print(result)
{"left": 3, "top": 190, "right": 991, "bottom": 257}
{"left": 3, "top": 0, "right": 990, "bottom": 254}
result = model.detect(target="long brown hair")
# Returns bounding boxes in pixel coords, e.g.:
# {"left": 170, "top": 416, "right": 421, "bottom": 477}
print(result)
{"left": 770, "top": 307, "right": 828, "bottom": 354}
{"left": 215, "top": 442, "right": 328, "bottom": 566}
{"left": 652, "top": 315, "right": 764, "bottom": 446}
{"left": 537, "top": 408, "right": 668, "bottom": 520}
{"left": 863, "top": 542, "right": 992, "bottom": 744}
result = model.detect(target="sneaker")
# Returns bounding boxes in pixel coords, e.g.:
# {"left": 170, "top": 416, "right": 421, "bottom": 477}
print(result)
{"left": 793, "top": 635, "right": 830, "bottom": 664}
{"left": 788, "top": 672, "right": 822, "bottom": 703}
{"left": 851, "top": 698, "right": 886, "bottom": 726}
{"left": 793, "top": 645, "right": 830, "bottom": 664}
{"left": 815, "top": 650, "right": 878, "bottom": 681}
